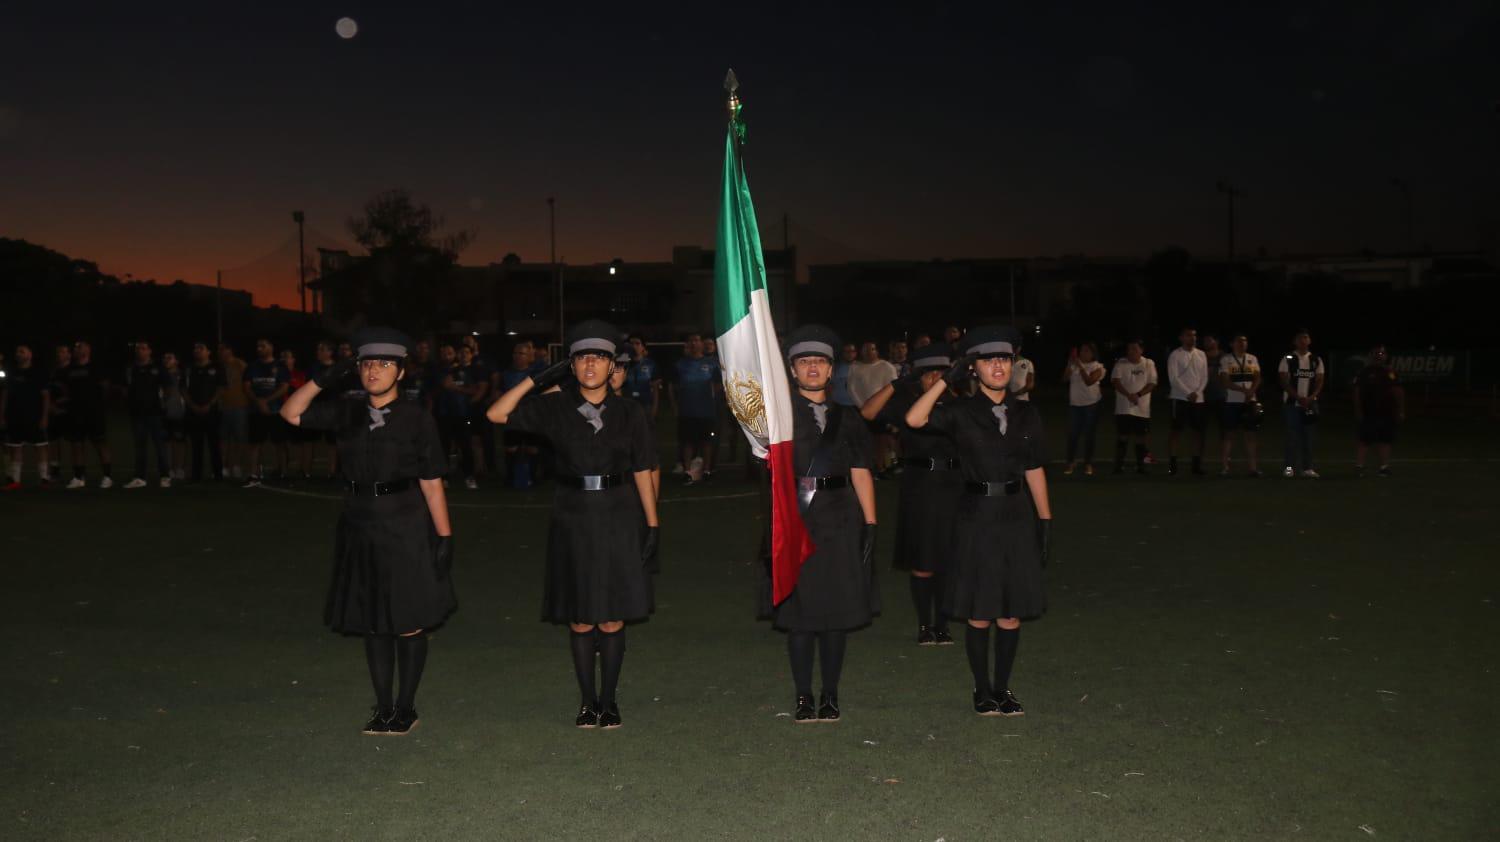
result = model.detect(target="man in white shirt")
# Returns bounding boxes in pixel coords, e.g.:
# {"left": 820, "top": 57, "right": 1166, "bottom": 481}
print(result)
{"left": 1277, "top": 329, "right": 1325, "bottom": 478}
{"left": 1166, "top": 327, "right": 1209, "bottom": 476}
{"left": 1110, "top": 340, "right": 1158, "bottom": 474}
{"left": 848, "top": 341, "right": 899, "bottom": 472}
{"left": 1217, "top": 334, "right": 1263, "bottom": 477}
{"left": 1008, "top": 354, "right": 1036, "bottom": 401}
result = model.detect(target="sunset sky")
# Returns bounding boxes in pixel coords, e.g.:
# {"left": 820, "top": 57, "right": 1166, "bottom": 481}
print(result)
{"left": 3, "top": 3, "right": 1496, "bottom": 309}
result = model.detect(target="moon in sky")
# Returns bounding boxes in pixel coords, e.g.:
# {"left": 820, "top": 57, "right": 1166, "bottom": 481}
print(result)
{"left": 335, "top": 17, "right": 359, "bottom": 39}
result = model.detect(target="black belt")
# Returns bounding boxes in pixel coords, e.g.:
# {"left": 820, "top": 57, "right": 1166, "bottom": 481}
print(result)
{"left": 901, "top": 457, "right": 960, "bottom": 471}
{"left": 965, "top": 480, "right": 1023, "bottom": 496}
{"left": 797, "top": 476, "right": 848, "bottom": 491}
{"left": 557, "top": 473, "right": 624, "bottom": 491}
{"left": 346, "top": 479, "right": 414, "bottom": 496}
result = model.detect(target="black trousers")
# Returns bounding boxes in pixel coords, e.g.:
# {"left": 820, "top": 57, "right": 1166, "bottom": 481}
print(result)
{"left": 185, "top": 410, "right": 222, "bottom": 479}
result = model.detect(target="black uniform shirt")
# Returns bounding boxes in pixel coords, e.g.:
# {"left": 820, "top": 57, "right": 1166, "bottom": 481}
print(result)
{"left": 3, "top": 366, "right": 46, "bottom": 424}
{"left": 299, "top": 396, "right": 447, "bottom": 483}
{"left": 506, "top": 386, "right": 658, "bottom": 477}
{"left": 124, "top": 361, "right": 172, "bottom": 416}
{"left": 792, "top": 398, "right": 873, "bottom": 476}
{"left": 185, "top": 363, "right": 221, "bottom": 407}
{"left": 64, "top": 362, "right": 107, "bottom": 413}
{"left": 925, "top": 391, "right": 1044, "bottom": 484}
{"left": 48, "top": 367, "right": 69, "bottom": 414}
{"left": 877, "top": 384, "right": 960, "bottom": 463}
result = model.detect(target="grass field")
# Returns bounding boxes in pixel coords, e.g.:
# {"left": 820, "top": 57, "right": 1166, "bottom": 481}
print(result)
{"left": 3, "top": 405, "right": 1497, "bottom": 840}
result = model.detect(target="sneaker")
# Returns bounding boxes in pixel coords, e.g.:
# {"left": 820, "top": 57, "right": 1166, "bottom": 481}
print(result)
{"left": 575, "top": 699, "right": 601, "bottom": 729}
{"left": 1, "top": 481, "right": 20, "bottom": 492}
{"left": 385, "top": 707, "right": 419, "bottom": 736}
{"left": 670, "top": 462, "right": 685, "bottom": 475}
{"left": 1083, "top": 464, "right": 1095, "bottom": 476}
{"left": 124, "top": 478, "right": 147, "bottom": 489}
{"left": 1300, "top": 469, "right": 1320, "bottom": 479}
{"left": 1282, "top": 467, "right": 1295, "bottom": 478}
{"left": 996, "top": 688, "right": 1025, "bottom": 716}
{"left": 361, "top": 707, "right": 394, "bottom": 735}
{"left": 159, "top": 477, "right": 172, "bottom": 489}
{"left": 1376, "top": 466, "right": 1392, "bottom": 478}
{"left": 793, "top": 694, "right": 817, "bottom": 724}
{"left": 464, "top": 477, "right": 478, "bottom": 490}
{"left": 98, "top": 476, "right": 114, "bottom": 489}
{"left": 1062, "top": 462, "right": 1076, "bottom": 476}
{"left": 1247, "top": 469, "right": 1262, "bottom": 478}
{"left": 973, "top": 689, "right": 1001, "bottom": 717}
{"left": 241, "top": 476, "right": 262, "bottom": 488}
{"left": 916, "top": 626, "right": 936, "bottom": 646}
{"left": 933, "top": 627, "right": 955, "bottom": 645}
{"left": 66, "top": 477, "right": 86, "bottom": 490}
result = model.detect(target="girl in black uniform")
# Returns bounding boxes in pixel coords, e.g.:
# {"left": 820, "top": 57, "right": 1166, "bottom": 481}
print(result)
{"left": 859, "top": 343, "right": 963, "bottom": 646}
{"left": 768, "top": 324, "right": 878, "bottom": 724}
{"left": 905, "top": 325, "right": 1052, "bottom": 717}
{"left": 487, "top": 320, "right": 660, "bottom": 729}
{"left": 279, "top": 328, "right": 456, "bottom": 736}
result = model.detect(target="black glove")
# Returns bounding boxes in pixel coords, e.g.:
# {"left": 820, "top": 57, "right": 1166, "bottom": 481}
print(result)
{"left": 941, "top": 353, "right": 977, "bottom": 388}
{"left": 1037, "top": 519, "right": 1051, "bottom": 568}
{"left": 860, "top": 523, "right": 877, "bottom": 569}
{"left": 434, "top": 535, "right": 454, "bottom": 580}
{"left": 642, "top": 526, "right": 660, "bottom": 573}
{"left": 530, "top": 358, "right": 572, "bottom": 390}
{"left": 315, "top": 358, "right": 357, "bottom": 390}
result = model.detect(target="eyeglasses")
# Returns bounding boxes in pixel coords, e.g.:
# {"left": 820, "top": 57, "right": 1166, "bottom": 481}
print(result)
{"left": 359, "top": 359, "right": 398, "bottom": 370}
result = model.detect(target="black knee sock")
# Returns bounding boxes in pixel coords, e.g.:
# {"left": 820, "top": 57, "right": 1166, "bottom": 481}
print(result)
{"left": 395, "top": 633, "right": 428, "bottom": 709}
{"left": 364, "top": 634, "right": 395, "bottom": 710}
{"left": 817, "top": 630, "right": 847, "bottom": 696}
{"left": 102, "top": 461, "right": 112, "bottom": 478}
{"left": 1114, "top": 439, "right": 1127, "bottom": 468}
{"left": 1134, "top": 443, "right": 1147, "bottom": 468}
{"left": 965, "top": 625, "right": 991, "bottom": 694}
{"left": 597, "top": 628, "right": 626, "bottom": 706}
{"left": 74, "top": 465, "right": 86, "bottom": 480}
{"left": 909, "top": 575, "right": 933, "bottom": 627}
{"left": 570, "top": 629, "right": 598, "bottom": 704}
{"left": 994, "top": 626, "right": 1020, "bottom": 692}
{"left": 931, "top": 575, "right": 949, "bottom": 632}
{"left": 787, "top": 631, "right": 815, "bottom": 696}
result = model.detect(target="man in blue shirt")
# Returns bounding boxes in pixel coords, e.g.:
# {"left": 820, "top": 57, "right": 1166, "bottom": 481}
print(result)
{"left": 830, "top": 342, "right": 857, "bottom": 407}
{"left": 123, "top": 340, "right": 175, "bottom": 489}
{"left": 241, "top": 337, "right": 290, "bottom": 487}
{"left": 670, "top": 332, "right": 720, "bottom": 483}
{"left": 624, "top": 334, "right": 662, "bottom": 421}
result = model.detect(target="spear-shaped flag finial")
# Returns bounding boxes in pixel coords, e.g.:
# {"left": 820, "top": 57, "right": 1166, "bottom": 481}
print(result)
{"left": 724, "top": 68, "right": 739, "bottom": 94}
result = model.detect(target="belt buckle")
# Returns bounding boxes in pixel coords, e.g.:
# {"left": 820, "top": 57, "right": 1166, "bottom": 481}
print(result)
{"left": 580, "top": 475, "right": 605, "bottom": 491}
{"left": 797, "top": 477, "right": 819, "bottom": 491}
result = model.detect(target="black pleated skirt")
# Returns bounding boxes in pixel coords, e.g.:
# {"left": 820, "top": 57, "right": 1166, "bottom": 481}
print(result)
{"left": 325, "top": 490, "right": 458, "bottom": 635}
{"left": 891, "top": 467, "right": 964, "bottom": 572}
{"left": 542, "top": 485, "right": 653, "bottom": 624}
{"left": 943, "top": 494, "right": 1046, "bottom": 621}
{"left": 768, "top": 487, "right": 880, "bottom": 632}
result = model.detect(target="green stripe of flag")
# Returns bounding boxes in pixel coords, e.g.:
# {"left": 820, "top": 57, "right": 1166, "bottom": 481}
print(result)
{"left": 713, "top": 130, "right": 767, "bottom": 335}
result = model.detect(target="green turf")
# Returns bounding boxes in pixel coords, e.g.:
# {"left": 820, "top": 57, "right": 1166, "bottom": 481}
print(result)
{"left": 3, "top": 407, "right": 1497, "bottom": 840}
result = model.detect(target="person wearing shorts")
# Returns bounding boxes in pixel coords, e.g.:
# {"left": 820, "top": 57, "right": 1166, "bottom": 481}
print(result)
{"left": 242, "top": 338, "right": 289, "bottom": 486}
{"left": 61, "top": 341, "right": 113, "bottom": 488}
{"left": 1110, "top": 340, "right": 1157, "bottom": 474}
{"left": 1353, "top": 344, "right": 1403, "bottom": 477}
{"left": 2, "top": 345, "right": 52, "bottom": 490}
{"left": 218, "top": 343, "right": 249, "bottom": 479}
{"left": 670, "top": 333, "right": 719, "bottom": 484}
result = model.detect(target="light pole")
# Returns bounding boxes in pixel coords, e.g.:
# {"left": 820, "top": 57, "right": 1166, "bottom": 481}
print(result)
{"left": 1390, "top": 177, "right": 1414, "bottom": 252}
{"left": 1215, "top": 181, "right": 1243, "bottom": 261}
{"left": 549, "top": 197, "right": 562, "bottom": 346}
{"left": 292, "top": 210, "right": 306, "bottom": 312}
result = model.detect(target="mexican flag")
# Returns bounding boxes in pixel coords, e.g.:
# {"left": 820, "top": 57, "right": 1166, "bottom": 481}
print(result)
{"left": 712, "top": 73, "right": 813, "bottom": 606}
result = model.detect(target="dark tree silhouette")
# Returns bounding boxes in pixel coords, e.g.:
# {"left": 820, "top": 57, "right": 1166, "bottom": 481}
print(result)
{"left": 347, "top": 189, "right": 473, "bottom": 260}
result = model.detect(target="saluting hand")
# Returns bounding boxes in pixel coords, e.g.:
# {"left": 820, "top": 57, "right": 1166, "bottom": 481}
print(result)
{"left": 531, "top": 358, "right": 573, "bottom": 391}
{"left": 941, "top": 353, "right": 977, "bottom": 388}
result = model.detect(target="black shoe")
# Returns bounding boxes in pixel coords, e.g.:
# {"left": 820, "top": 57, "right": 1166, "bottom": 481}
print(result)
{"left": 973, "top": 690, "right": 1001, "bottom": 716}
{"left": 817, "top": 693, "right": 841, "bottom": 722}
{"left": 996, "top": 688, "right": 1025, "bottom": 717}
{"left": 1376, "top": 466, "right": 1392, "bottom": 478}
{"left": 916, "top": 625, "right": 936, "bottom": 646}
{"left": 794, "top": 694, "right": 817, "bottom": 724}
{"left": 361, "top": 706, "right": 394, "bottom": 735}
{"left": 575, "top": 699, "right": 601, "bottom": 729}
{"left": 599, "top": 702, "right": 622, "bottom": 730}
{"left": 385, "top": 707, "right": 420, "bottom": 735}
{"left": 933, "top": 627, "right": 955, "bottom": 646}
{"left": 1168, "top": 457, "right": 1178, "bottom": 476}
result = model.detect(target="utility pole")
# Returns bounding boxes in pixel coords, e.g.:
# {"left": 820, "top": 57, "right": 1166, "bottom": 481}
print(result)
{"left": 1390, "top": 177, "right": 1414, "bottom": 251}
{"left": 292, "top": 210, "right": 306, "bottom": 312}
{"left": 549, "top": 197, "right": 562, "bottom": 346}
{"left": 1216, "top": 181, "right": 1243, "bottom": 261}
